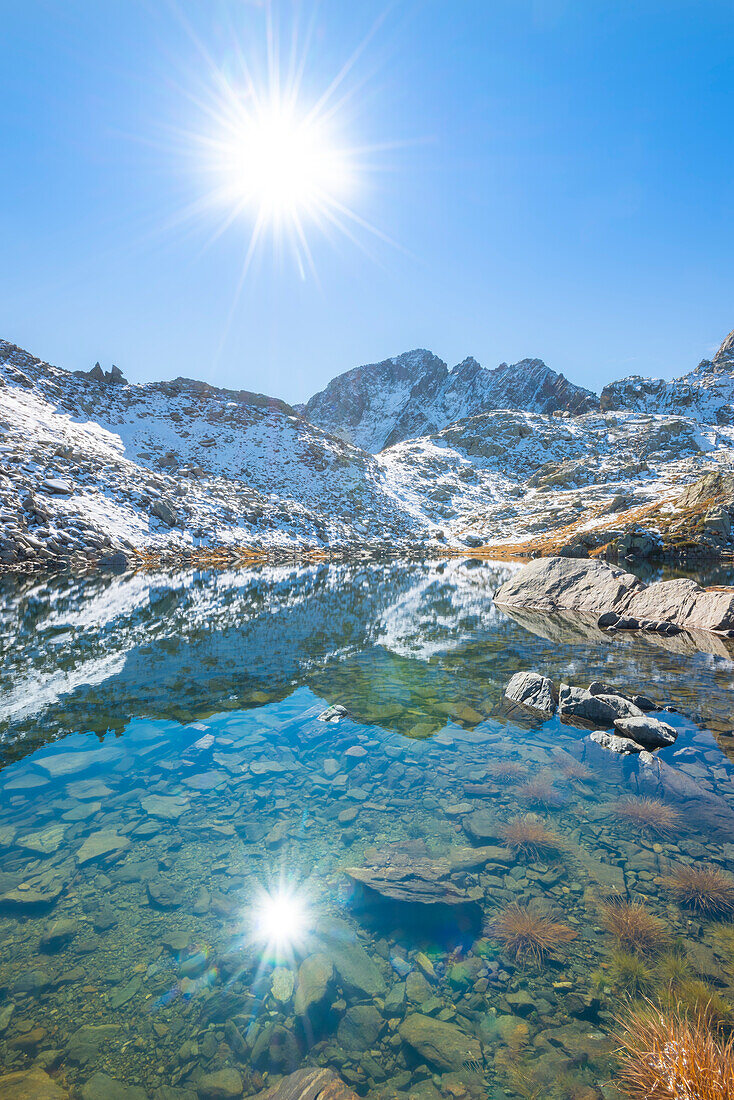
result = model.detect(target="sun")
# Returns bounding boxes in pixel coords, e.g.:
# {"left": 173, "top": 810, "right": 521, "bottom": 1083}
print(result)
{"left": 210, "top": 94, "right": 352, "bottom": 228}
{"left": 176, "top": 6, "right": 397, "bottom": 285}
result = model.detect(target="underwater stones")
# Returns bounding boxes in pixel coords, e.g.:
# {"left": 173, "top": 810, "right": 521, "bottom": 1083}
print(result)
{"left": 141, "top": 794, "right": 188, "bottom": 819}
{"left": 637, "top": 752, "right": 734, "bottom": 836}
{"left": 40, "top": 918, "right": 79, "bottom": 951}
{"left": 81, "top": 1073, "right": 148, "bottom": 1100}
{"left": 0, "top": 1003, "right": 14, "bottom": 1034}
{"left": 271, "top": 967, "right": 295, "bottom": 1003}
{"left": 147, "top": 877, "right": 184, "bottom": 909}
{"left": 337, "top": 1004, "right": 383, "bottom": 1051}
{"left": 0, "top": 825, "right": 16, "bottom": 847}
{"left": 323, "top": 758, "right": 340, "bottom": 777}
{"left": 344, "top": 745, "right": 367, "bottom": 760}
{"left": 399, "top": 1013, "right": 482, "bottom": 1071}
{"left": 76, "top": 830, "right": 130, "bottom": 865}
{"left": 589, "top": 731, "right": 643, "bottom": 755}
{"left": 0, "top": 1068, "right": 67, "bottom": 1099}
{"left": 319, "top": 924, "right": 386, "bottom": 997}
{"left": 450, "top": 845, "right": 513, "bottom": 871}
{"left": 197, "top": 1069, "right": 243, "bottom": 1099}
{"left": 17, "top": 823, "right": 66, "bottom": 855}
{"left": 294, "top": 954, "right": 333, "bottom": 1015}
{"left": 65, "top": 1023, "right": 121, "bottom": 1066}
{"left": 405, "top": 969, "right": 433, "bottom": 1004}
{"left": 0, "top": 873, "right": 67, "bottom": 911}
{"left": 463, "top": 810, "right": 503, "bottom": 844}
{"left": 109, "top": 975, "right": 142, "bottom": 1010}
{"left": 504, "top": 671, "right": 557, "bottom": 714}
{"left": 67, "top": 780, "right": 112, "bottom": 800}
{"left": 250, "top": 760, "right": 293, "bottom": 776}
{"left": 613, "top": 715, "right": 677, "bottom": 749}
{"left": 34, "top": 743, "right": 124, "bottom": 778}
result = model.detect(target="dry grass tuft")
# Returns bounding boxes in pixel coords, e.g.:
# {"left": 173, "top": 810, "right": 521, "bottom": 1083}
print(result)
{"left": 601, "top": 900, "right": 669, "bottom": 955}
{"left": 611, "top": 797, "right": 680, "bottom": 838}
{"left": 516, "top": 778, "right": 565, "bottom": 809}
{"left": 500, "top": 815, "right": 565, "bottom": 860}
{"left": 489, "top": 902, "right": 577, "bottom": 964}
{"left": 614, "top": 1001, "right": 734, "bottom": 1099}
{"left": 664, "top": 864, "right": 734, "bottom": 919}
{"left": 488, "top": 759, "right": 525, "bottom": 783}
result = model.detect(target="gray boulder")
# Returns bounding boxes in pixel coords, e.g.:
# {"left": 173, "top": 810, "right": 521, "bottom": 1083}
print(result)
{"left": 613, "top": 715, "right": 677, "bottom": 749}
{"left": 494, "top": 555, "right": 734, "bottom": 634}
{"left": 504, "top": 671, "right": 557, "bottom": 714}
{"left": 589, "top": 731, "right": 643, "bottom": 755}
{"left": 398, "top": 1012, "right": 482, "bottom": 1070}
{"left": 558, "top": 685, "right": 643, "bottom": 725}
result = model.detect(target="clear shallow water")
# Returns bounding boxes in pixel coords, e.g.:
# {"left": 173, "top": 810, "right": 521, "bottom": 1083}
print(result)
{"left": 1, "top": 559, "right": 734, "bottom": 1099}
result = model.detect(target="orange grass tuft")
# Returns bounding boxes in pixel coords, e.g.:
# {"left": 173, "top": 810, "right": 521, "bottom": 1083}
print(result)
{"left": 664, "top": 865, "right": 734, "bottom": 919}
{"left": 601, "top": 900, "right": 669, "bottom": 955}
{"left": 611, "top": 797, "right": 680, "bottom": 838}
{"left": 500, "top": 815, "right": 566, "bottom": 860}
{"left": 489, "top": 902, "right": 577, "bottom": 964}
{"left": 614, "top": 1001, "right": 734, "bottom": 1100}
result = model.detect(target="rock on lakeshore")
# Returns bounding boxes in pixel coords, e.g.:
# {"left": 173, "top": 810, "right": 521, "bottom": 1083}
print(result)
{"left": 494, "top": 556, "right": 734, "bottom": 634}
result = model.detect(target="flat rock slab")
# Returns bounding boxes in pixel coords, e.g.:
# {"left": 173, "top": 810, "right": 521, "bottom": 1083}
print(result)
{"left": 34, "top": 744, "right": 124, "bottom": 778}
{"left": 16, "top": 824, "right": 67, "bottom": 855}
{"left": 637, "top": 752, "right": 734, "bottom": 836}
{"left": 589, "top": 731, "right": 643, "bottom": 755}
{"left": 399, "top": 1012, "right": 482, "bottom": 1070}
{"left": 346, "top": 846, "right": 482, "bottom": 912}
{"left": 140, "top": 794, "right": 189, "bottom": 819}
{"left": 76, "top": 831, "right": 130, "bottom": 865}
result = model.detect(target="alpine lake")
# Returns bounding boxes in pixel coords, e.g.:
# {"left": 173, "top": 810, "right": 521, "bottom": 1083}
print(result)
{"left": 1, "top": 557, "right": 734, "bottom": 1100}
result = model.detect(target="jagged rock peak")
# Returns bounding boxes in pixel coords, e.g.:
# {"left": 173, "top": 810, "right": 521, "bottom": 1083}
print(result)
{"left": 303, "top": 349, "right": 598, "bottom": 453}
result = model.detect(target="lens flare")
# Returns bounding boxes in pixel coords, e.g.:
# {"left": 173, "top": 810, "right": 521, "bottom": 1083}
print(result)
{"left": 252, "top": 885, "right": 311, "bottom": 954}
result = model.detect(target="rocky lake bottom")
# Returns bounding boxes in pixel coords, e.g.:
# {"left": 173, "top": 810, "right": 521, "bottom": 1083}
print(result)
{"left": 1, "top": 558, "right": 734, "bottom": 1100}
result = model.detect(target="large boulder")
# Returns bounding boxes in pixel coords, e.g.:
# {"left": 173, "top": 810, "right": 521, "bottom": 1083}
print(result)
{"left": 399, "top": 1013, "right": 482, "bottom": 1070}
{"left": 249, "top": 1068, "right": 358, "bottom": 1100}
{"left": 494, "top": 556, "right": 734, "bottom": 634}
{"left": 558, "top": 685, "right": 643, "bottom": 725}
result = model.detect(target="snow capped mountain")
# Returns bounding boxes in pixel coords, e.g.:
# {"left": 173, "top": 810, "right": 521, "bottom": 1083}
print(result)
{"left": 1, "top": 325, "right": 734, "bottom": 569}
{"left": 601, "top": 326, "right": 734, "bottom": 424}
{"left": 301, "top": 349, "right": 599, "bottom": 453}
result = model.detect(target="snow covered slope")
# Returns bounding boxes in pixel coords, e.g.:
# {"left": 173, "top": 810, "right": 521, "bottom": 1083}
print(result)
{"left": 2, "top": 326, "right": 734, "bottom": 570}
{"left": 601, "top": 327, "right": 734, "bottom": 423}
{"left": 0, "top": 340, "right": 424, "bottom": 567}
{"left": 301, "top": 349, "right": 598, "bottom": 452}
{"left": 378, "top": 406, "right": 734, "bottom": 546}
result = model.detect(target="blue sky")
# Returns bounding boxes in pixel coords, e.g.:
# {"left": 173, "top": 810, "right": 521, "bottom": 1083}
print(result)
{"left": 1, "top": 0, "right": 733, "bottom": 402}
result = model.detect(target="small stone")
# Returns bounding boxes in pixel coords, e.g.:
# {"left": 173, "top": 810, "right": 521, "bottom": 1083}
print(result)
{"left": 271, "top": 967, "right": 295, "bottom": 1003}
{"left": 197, "top": 1068, "right": 243, "bottom": 1099}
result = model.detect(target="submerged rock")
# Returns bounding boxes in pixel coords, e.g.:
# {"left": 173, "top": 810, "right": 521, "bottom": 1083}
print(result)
{"left": 196, "top": 1069, "right": 243, "bottom": 1099}
{"left": 399, "top": 1013, "right": 482, "bottom": 1070}
{"left": 589, "top": 731, "right": 643, "bottom": 755}
{"left": 294, "top": 953, "right": 333, "bottom": 1016}
{"left": 249, "top": 1068, "right": 358, "bottom": 1100}
{"left": 346, "top": 848, "right": 482, "bottom": 914}
{"left": 0, "top": 1068, "right": 67, "bottom": 1099}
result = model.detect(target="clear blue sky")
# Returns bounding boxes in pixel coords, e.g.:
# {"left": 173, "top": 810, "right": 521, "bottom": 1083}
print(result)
{"left": 1, "top": 0, "right": 733, "bottom": 402}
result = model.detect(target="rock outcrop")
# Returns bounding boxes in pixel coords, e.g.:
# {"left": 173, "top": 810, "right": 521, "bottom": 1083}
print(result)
{"left": 494, "top": 556, "right": 734, "bottom": 634}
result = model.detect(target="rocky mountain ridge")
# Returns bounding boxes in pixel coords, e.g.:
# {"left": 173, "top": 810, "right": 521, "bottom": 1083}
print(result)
{"left": 1, "top": 328, "right": 734, "bottom": 570}
{"left": 300, "top": 349, "right": 599, "bottom": 452}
